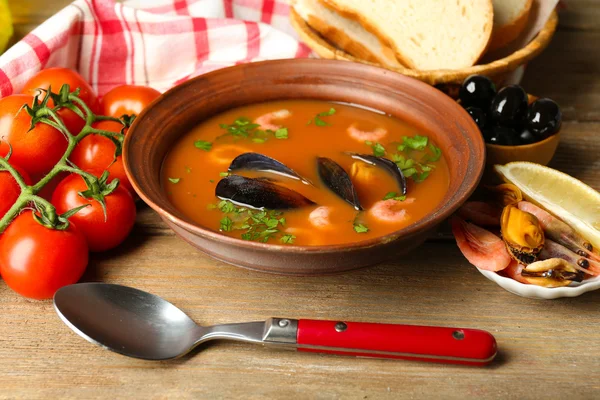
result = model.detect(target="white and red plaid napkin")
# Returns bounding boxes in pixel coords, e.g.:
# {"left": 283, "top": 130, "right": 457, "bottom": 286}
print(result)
{"left": 0, "top": 0, "right": 311, "bottom": 97}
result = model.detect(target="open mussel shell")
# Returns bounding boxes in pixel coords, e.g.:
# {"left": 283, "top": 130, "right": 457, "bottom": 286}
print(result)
{"left": 228, "top": 152, "right": 312, "bottom": 185}
{"left": 500, "top": 205, "right": 545, "bottom": 264}
{"left": 521, "top": 258, "right": 583, "bottom": 287}
{"left": 317, "top": 157, "right": 362, "bottom": 211}
{"left": 347, "top": 153, "right": 407, "bottom": 196}
{"left": 215, "top": 175, "right": 315, "bottom": 210}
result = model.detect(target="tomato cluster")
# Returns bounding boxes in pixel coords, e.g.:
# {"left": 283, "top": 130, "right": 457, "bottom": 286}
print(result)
{"left": 0, "top": 68, "right": 160, "bottom": 300}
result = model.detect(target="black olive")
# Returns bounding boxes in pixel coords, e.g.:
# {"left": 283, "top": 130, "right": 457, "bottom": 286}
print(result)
{"left": 465, "top": 107, "right": 487, "bottom": 129}
{"left": 526, "top": 98, "right": 562, "bottom": 138}
{"left": 489, "top": 85, "right": 528, "bottom": 127}
{"left": 484, "top": 126, "right": 520, "bottom": 146}
{"left": 518, "top": 128, "right": 538, "bottom": 145}
{"left": 459, "top": 75, "right": 497, "bottom": 108}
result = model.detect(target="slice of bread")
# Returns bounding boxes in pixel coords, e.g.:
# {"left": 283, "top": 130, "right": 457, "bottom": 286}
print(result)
{"left": 320, "top": 0, "right": 494, "bottom": 71}
{"left": 489, "top": 0, "right": 533, "bottom": 51}
{"left": 291, "top": 0, "right": 404, "bottom": 68}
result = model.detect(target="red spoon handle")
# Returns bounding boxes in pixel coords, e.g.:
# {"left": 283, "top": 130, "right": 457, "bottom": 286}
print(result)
{"left": 296, "top": 319, "right": 497, "bottom": 366}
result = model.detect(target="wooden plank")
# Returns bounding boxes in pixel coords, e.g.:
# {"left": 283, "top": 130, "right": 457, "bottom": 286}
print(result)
{"left": 0, "top": 236, "right": 598, "bottom": 399}
{"left": 522, "top": 31, "right": 600, "bottom": 122}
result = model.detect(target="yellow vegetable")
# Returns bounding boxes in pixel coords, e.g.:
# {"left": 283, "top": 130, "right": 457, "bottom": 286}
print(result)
{"left": 0, "top": 0, "right": 13, "bottom": 54}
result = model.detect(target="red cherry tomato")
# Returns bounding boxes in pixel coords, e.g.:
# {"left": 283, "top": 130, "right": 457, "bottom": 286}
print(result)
{"left": 0, "top": 94, "right": 68, "bottom": 177}
{"left": 0, "top": 164, "right": 31, "bottom": 218}
{"left": 100, "top": 85, "right": 160, "bottom": 117}
{"left": 22, "top": 68, "right": 98, "bottom": 135}
{"left": 52, "top": 173, "right": 136, "bottom": 252}
{"left": 69, "top": 120, "right": 133, "bottom": 194}
{"left": 0, "top": 211, "right": 89, "bottom": 300}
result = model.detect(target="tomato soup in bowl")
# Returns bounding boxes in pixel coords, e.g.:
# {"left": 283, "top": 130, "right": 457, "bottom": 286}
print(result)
{"left": 123, "top": 59, "right": 484, "bottom": 275}
{"left": 161, "top": 100, "right": 450, "bottom": 246}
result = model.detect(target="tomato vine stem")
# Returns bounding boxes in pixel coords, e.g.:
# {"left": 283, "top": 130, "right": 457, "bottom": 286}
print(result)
{"left": 0, "top": 85, "right": 128, "bottom": 233}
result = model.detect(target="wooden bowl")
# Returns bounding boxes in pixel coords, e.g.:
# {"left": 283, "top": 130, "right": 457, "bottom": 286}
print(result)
{"left": 123, "top": 59, "right": 485, "bottom": 275}
{"left": 290, "top": 9, "right": 559, "bottom": 98}
{"left": 486, "top": 132, "right": 560, "bottom": 167}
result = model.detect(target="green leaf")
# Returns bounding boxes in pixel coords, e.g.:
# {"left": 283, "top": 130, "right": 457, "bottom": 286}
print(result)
{"left": 383, "top": 192, "right": 406, "bottom": 201}
{"left": 402, "top": 168, "right": 417, "bottom": 178}
{"left": 317, "top": 107, "right": 336, "bottom": 117}
{"left": 280, "top": 234, "right": 295, "bottom": 244}
{"left": 413, "top": 171, "right": 430, "bottom": 183}
{"left": 168, "top": 177, "right": 180, "bottom": 184}
{"left": 194, "top": 140, "right": 212, "bottom": 151}
{"left": 372, "top": 143, "right": 386, "bottom": 157}
{"left": 353, "top": 223, "right": 369, "bottom": 233}
{"left": 274, "top": 128, "right": 288, "bottom": 139}
{"left": 400, "top": 135, "right": 428, "bottom": 151}
{"left": 424, "top": 143, "right": 442, "bottom": 162}
{"left": 220, "top": 216, "right": 233, "bottom": 232}
{"left": 266, "top": 218, "right": 280, "bottom": 229}
{"left": 314, "top": 117, "right": 328, "bottom": 127}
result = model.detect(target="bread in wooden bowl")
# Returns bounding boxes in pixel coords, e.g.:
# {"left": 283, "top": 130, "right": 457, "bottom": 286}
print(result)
{"left": 289, "top": 8, "right": 558, "bottom": 98}
{"left": 292, "top": 0, "right": 403, "bottom": 68}
{"left": 303, "top": 0, "right": 494, "bottom": 71}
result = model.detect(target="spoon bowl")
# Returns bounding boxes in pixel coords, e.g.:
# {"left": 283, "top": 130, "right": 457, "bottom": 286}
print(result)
{"left": 54, "top": 283, "right": 203, "bottom": 360}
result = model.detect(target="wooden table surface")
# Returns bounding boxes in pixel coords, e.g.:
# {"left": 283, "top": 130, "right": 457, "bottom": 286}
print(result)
{"left": 2, "top": 1, "right": 599, "bottom": 399}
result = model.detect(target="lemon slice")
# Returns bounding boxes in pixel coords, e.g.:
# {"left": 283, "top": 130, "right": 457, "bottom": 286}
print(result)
{"left": 494, "top": 162, "right": 600, "bottom": 249}
{"left": 0, "top": 0, "right": 13, "bottom": 53}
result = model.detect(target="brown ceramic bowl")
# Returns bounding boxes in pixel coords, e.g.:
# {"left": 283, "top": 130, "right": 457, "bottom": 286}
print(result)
{"left": 484, "top": 94, "right": 560, "bottom": 171}
{"left": 485, "top": 132, "right": 560, "bottom": 167}
{"left": 123, "top": 59, "right": 485, "bottom": 275}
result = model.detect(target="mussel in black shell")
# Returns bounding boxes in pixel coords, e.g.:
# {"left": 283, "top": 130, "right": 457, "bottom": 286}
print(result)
{"left": 215, "top": 175, "right": 315, "bottom": 210}
{"left": 347, "top": 153, "right": 407, "bottom": 196}
{"left": 317, "top": 157, "right": 362, "bottom": 211}
{"left": 228, "top": 152, "right": 311, "bottom": 185}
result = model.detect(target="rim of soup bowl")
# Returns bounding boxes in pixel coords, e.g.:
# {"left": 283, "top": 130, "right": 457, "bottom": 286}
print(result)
{"left": 123, "top": 59, "right": 485, "bottom": 254}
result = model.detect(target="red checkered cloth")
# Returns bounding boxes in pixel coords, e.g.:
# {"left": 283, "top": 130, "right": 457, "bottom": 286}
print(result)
{"left": 0, "top": 0, "right": 312, "bottom": 97}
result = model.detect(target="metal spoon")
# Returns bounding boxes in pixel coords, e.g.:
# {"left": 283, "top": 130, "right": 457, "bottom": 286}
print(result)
{"left": 54, "top": 283, "right": 497, "bottom": 365}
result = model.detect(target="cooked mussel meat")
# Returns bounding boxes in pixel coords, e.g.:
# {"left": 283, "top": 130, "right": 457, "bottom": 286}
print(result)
{"left": 347, "top": 153, "right": 407, "bottom": 196}
{"left": 487, "top": 183, "right": 523, "bottom": 206}
{"left": 215, "top": 175, "right": 315, "bottom": 210}
{"left": 520, "top": 258, "right": 583, "bottom": 288}
{"left": 501, "top": 205, "right": 545, "bottom": 264}
{"left": 228, "top": 152, "right": 311, "bottom": 185}
{"left": 317, "top": 157, "right": 362, "bottom": 210}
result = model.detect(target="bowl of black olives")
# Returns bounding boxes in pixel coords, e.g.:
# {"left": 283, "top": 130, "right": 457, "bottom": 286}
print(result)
{"left": 459, "top": 74, "right": 561, "bottom": 166}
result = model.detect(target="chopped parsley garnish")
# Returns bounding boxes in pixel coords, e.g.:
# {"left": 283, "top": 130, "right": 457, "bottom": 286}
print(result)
{"left": 219, "top": 172, "right": 231, "bottom": 177}
{"left": 185, "top": 166, "right": 192, "bottom": 173}
{"left": 383, "top": 192, "right": 406, "bottom": 201}
{"left": 280, "top": 234, "right": 296, "bottom": 244}
{"left": 210, "top": 200, "right": 294, "bottom": 244}
{"left": 397, "top": 135, "right": 428, "bottom": 151}
{"left": 168, "top": 178, "right": 180, "bottom": 184}
{"left": 275, "top": 128, "right": 288, "bottom": 139}
{"left": 308, "top": 108, "right": 336, "bottom": 126}
{"left": 194, "top": 140, "right": 212, "bottom": 151}
{"left": 218, "top": 116, "right": 289, "bottom": 142}
{"left": 353, "top": 223, "right": 369, "bottom": 233}
{"left": 365, "top": 141, "right": 386, "bottom": 157}
{"left": 423, "top": 143, "right": 442, "bottom": 162}
{"left": 384, "top": 136, "right": 443, "bottom": 184}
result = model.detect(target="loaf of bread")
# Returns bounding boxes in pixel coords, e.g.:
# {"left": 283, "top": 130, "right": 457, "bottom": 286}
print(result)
{"left": 291, "top": 0, "right": 403, "bottom": 69}
{"left": 317, "top": 0, "right": 494, "bottom": 70}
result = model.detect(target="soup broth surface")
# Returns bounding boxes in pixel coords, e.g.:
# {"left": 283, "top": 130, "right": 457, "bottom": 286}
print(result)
{"left": 161, "top": 100, "right": 450, "bottom": 246}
